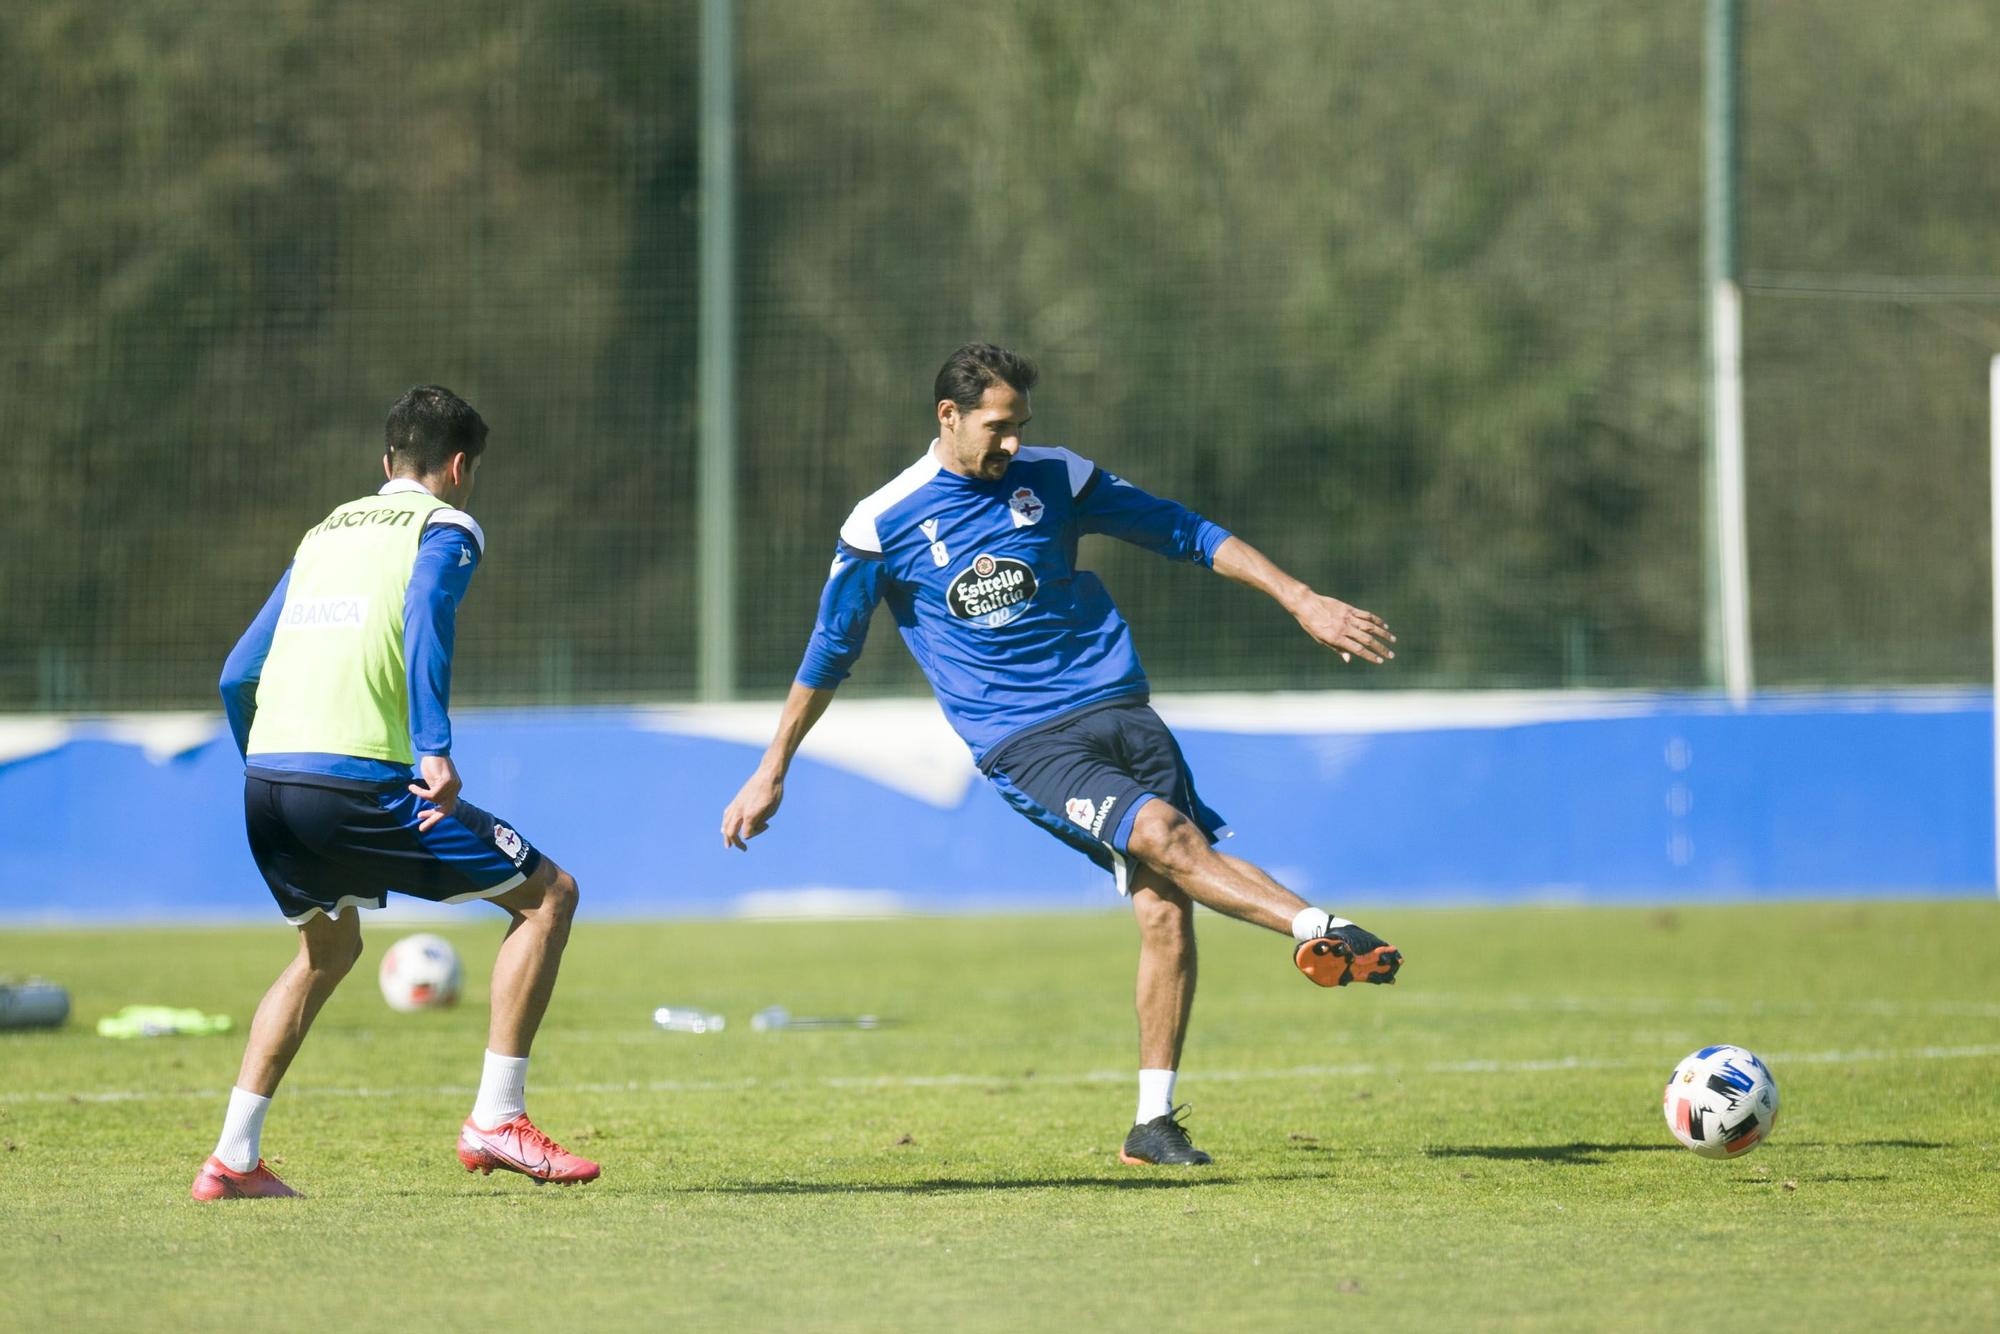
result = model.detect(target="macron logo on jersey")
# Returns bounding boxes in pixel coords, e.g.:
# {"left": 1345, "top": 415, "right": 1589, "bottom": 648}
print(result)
{"left": 920, "top": 518, "right": 950, "bottom": 566}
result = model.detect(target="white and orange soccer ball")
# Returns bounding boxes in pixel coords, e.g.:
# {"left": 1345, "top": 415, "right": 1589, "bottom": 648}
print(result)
{"left": 1663, "top": 1044, "right": 1779, "bottom": 1159}
{"left": 378, "top": 933, "right": 463, "bottom": 1012}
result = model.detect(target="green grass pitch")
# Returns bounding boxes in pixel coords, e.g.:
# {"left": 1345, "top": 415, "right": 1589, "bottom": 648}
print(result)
{"left": 4, "top": 900, "right": 1998, "bottom": 1331}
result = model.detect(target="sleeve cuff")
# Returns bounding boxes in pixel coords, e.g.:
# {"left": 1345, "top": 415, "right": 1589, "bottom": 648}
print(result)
{"left": 1194, "top": 522, "right": 1233, "bottom": 566}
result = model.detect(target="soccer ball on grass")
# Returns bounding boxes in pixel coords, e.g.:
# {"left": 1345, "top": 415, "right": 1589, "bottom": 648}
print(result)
{"left": 378, "top": 933, "right": 463, "bottom": 1012}
{"left": 1663, "top": 1043, "right": 1778, "bottom": 1159}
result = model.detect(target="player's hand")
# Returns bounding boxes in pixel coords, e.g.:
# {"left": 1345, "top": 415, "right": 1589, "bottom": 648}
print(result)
{"left": 722, "top": 768, "right": 785, "bottom": 850}
{"left": 409, "top": 754, "right": 462, "bottom": 832}
{"left": 1292, "top": 593, "right": 1395, "bottom": 665}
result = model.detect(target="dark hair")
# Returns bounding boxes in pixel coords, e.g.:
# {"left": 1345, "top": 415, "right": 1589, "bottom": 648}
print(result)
{"left": 934, "top": 343, "right": 1038, "bottom": 413}
{"left": 384, "top": 385, "right": 489, "bottom": 476}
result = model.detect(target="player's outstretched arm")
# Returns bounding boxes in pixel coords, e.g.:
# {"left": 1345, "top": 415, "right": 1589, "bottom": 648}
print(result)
{"left": 726, "top": 527, "right": 883, "bottom": 848}
{"left": 1210, "top": 535, "right": 1395, "bottom": 665}
{"left": 721, "top": 682, "right": 839, "bottom": 849}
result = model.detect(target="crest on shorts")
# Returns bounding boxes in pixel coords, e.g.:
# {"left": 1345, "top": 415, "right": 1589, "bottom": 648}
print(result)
{"left": 1008, "top": 487, "right": 1045, "bottom": 528}
{"left": 1064, "top": 795, "right": 1118, "bottom": 839}
{"left": 493, "top": 823, "right": 528, "bottom": 866}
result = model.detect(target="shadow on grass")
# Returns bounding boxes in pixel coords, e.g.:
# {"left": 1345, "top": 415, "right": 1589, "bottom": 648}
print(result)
{"left": 1424, "top": 1142, "right": 1680, "bottom": 1165}
{"left": 1726, "top": 1173, "right": 1893, "bottom": 1185}
{"left": 1428, "top": 1139, "right": 1951, "bottom": 1167}
{"left": 697, "top": 1175, "right": 1238, "bottom": 1196}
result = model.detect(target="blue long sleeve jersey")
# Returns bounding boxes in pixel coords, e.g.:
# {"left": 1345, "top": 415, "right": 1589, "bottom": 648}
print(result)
{"left": 219, "top": 519, "right": 484, "bottom": 785}
{"left": 796, "top": 445, "right": 1231, "bottom": 767}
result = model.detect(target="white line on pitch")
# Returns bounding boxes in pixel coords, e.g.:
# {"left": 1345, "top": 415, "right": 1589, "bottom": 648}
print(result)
{"left": 7, "top": 1043, "right": 1999, "bottom": 1106}
{"left": 1386, "top": 993, "right": 2000, "bottom": 1020}
{"left": 316, "top": 992, "right": 2000, "bottom": 1049}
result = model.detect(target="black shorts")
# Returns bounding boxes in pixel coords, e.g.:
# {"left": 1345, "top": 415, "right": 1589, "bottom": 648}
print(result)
{"left": 982, "top": 698, "right": 1229, "bottom": 895}
{"left": 244, "top": 776, "right": 543, "bottom": 924}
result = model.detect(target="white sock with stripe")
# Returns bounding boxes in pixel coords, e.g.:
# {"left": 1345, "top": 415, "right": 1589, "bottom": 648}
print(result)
{"left": 1136, "top": 1068, "right": 1178, "bottom": 1123}
{"left": 472, "top": 1050, "right": 530, "bottom": 1129}
{"left": 213, "top": 1086, "right": 271, "bottom": 1172}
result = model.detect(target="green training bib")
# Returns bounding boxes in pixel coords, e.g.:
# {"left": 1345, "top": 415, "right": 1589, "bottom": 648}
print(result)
{"left": 246, "top": 486, "right": 452, "bottom": 763}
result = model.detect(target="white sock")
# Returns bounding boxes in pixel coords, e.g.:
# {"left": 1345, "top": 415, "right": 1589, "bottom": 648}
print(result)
{"left": 213, "top": 1086, "right": 271, "bottom": 1172}
{"left": 471, "top": 1050, "right": 530, "bottom": 1130}
{"left": 1291, "top": 907, "right": 1334, "bottom": 942}
{"left": 1136, "top": 1068, "right": 1178, "bottom": 1123}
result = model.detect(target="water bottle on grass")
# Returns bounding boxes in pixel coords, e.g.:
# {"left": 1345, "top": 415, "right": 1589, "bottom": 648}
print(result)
{"left": 652, "top": 1006, "right": 725, "bottom": 1034}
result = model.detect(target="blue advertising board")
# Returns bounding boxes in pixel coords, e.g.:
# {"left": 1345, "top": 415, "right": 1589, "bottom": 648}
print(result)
{"left": 0, "top": 690, "right": 1988, "bottom": 922}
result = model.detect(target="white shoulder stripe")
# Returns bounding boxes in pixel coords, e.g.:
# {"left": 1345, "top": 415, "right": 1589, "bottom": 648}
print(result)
{"left": 836, "top": 512, "right": 881, "bottom": 554}
{"left": 1015, "top": 445, "right": 1094, "bottom": 497}
{"left": 426, "top": 507, "right": 485, "bottom": 555}
{"left": 839, "top": 450, "right": 941, "bottom": 553}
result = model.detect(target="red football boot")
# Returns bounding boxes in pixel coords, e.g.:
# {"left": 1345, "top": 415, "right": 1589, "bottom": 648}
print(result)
{"left": 457, "top": 1114, "right": 600, "bottom": 1185}
{"left": 190, "top": 1156, "right": 302, "bottom": 1201}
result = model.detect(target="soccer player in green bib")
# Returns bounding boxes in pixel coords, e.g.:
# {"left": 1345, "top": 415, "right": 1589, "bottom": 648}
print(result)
{"left": 191, "top": 386, "right": 598, "bottom": 1199}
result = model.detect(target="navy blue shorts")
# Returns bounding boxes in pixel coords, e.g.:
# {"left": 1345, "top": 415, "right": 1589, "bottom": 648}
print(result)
{"left": 244, "top": 776, "right": 543, "bottom": 924}
{"left": 982, "top": 699, "right": 1229, "bottom": 895}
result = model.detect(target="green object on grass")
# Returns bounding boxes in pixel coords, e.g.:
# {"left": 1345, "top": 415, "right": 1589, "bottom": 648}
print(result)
{"left": 94, "top": 1005, "right": 234, "bottom": 1038}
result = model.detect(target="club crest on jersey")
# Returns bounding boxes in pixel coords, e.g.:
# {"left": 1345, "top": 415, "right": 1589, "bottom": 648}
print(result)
{"left": 920, "top": 518, "right": 949, "bottom": 567}
{"left": 946, "top": 553, "right": 1037, "bottom": 626}
{"left": 1008, "top": 487, "right": 1045, "bottom": 528}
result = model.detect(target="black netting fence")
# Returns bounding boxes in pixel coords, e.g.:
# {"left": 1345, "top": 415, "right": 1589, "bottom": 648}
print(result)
{"left": 2, "top": 1, "right": 1993, "bottom": 711}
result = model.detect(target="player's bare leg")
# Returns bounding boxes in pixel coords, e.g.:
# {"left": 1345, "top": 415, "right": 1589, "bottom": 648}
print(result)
{"left": 486, "top": 857, "right": 579, "bottom": 1057}
{"left": 1120, "top": 870, "right": 1212, "bottom": 1165}
{"left": 236, "top": 908, "right": 364, "bottom": 1096}
{"left": 457, "top": 857, "right": 598, "bottom": 1184}
{"left": 1125, "top": 801, "right": 1401, "bottom": 987}
{"left": 1131, "top": 872, "right": 1196, "bottom": 1070}
{"left": 1126, "top": 801, "right": 1304, "bottom": 931}
{"left": 192, "top": 910, "right": 361, "bottom": 1199}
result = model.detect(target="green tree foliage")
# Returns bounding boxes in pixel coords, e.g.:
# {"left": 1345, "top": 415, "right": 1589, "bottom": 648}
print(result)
{"left": 2, "top": 2, "right": 699, "bottom": 707}
{"left": 0, "top": 1, "right": 1991, "bottom": 709}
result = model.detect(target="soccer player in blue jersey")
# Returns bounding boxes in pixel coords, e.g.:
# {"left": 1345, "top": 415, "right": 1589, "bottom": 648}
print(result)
{"left": 721, "top": 343, "right": 1402, "bottom": 1165}
{"left": 191, "top": 386, "right": 598, "bottom": 1199}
